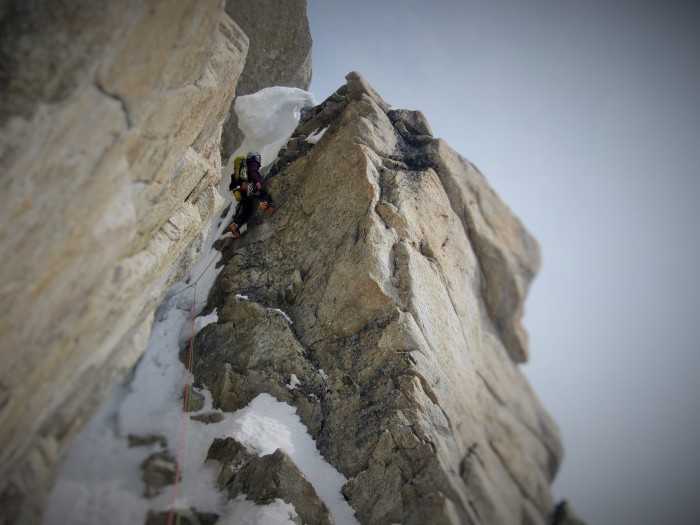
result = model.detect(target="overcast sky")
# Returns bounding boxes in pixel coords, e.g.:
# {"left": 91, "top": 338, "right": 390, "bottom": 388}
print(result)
{"left": 307, "top": 1, "right": 700, "bottom": 523}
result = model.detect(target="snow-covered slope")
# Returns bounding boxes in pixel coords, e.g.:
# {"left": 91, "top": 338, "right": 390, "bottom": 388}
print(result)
{"left": 43, "top": 88, "right": 361, "bottom": 525}
{"left": 45, "top": 73, "right": 566, "bottom": 525}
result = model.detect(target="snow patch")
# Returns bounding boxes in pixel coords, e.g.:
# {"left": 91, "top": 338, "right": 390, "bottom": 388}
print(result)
{"left": 227, "top": 87, "right": 318, "bottom": 171}
{"left": 285, "top": 374, "right": 302, "bottom": 390}
{"left": 273, "top": 308, "right": 293, "bottom": 325}
{"left": 178, "top": 309, "right": 218, "bottom": 347}
{"left": 306, "top": 126, "right": 328, "bottom": 144}
{"left": 218, "top": 495, "right": 299, "bottom": 525}
{"left": 45, "top": 86, "right": 359, "bottom": 525}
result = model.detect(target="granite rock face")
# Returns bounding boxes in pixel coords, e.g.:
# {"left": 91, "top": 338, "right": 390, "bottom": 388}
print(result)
{"left": 0, "top": 0, "right": 572, "bottom": 521}
{"left": 192, "top": 72, "right": 564, "bottom": 524}
{"left": 0, "top": 2, "right": 308, "bottom": 523}
{"left": 207, "top": 438, "right": 334, "bottom": 525}
{"left": 221, "top": 0, "right": 313, "bottom": 160}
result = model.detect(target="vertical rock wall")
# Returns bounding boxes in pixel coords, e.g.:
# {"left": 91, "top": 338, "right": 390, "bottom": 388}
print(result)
{"left": 0, "top": 2, "right": 248, "bottom": 523}
{"left": 195, "top": 73, "right": 564, "bottom": 524}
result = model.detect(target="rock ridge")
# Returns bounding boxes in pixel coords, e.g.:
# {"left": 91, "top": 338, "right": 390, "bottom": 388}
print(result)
{"left": 271, "top": 71, "right": 538, "bottom": 363}
{"left": 191, "top": 72, "right": 564, "bottom": 524}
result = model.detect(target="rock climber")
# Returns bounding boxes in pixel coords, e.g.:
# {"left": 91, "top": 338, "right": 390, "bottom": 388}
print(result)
{"left": 228, "top": 151, "right": 275, "bottom": 238}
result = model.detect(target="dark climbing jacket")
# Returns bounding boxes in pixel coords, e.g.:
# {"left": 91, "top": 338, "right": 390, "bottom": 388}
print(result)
{"left": 245, "top": 156, "right": 263, "bottom": 187}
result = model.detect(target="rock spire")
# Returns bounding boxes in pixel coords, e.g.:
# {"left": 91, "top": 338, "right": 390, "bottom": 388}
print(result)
{"left": 193, "top": 72, "right": 564, "bottom": 524}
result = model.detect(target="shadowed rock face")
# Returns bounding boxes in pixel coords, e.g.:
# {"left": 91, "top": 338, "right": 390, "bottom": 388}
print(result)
{"left": 0, "top": 2, "right": 310, "bottom": 523}
{"left": 193, "top": 72, "right": 563, "bottom": 524}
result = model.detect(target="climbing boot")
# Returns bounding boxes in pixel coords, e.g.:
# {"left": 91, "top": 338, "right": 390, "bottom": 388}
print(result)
{"left": 259, "top": 201, "right": 276, "bottom": 214}
{"left": 229, "top": 223, "right": 241, "bottom": 239}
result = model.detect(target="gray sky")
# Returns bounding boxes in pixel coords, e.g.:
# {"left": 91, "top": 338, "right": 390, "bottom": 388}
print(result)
{"left": 307, "top": 1, "right": 700, "bottom": 523}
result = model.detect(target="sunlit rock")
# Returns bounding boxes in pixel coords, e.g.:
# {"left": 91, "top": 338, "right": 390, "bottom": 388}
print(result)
{"left": 193, "top": 72, "right": 564, "bottom": 524}
{"left": 0, "top": 2, "right": 308, "bottom": 522}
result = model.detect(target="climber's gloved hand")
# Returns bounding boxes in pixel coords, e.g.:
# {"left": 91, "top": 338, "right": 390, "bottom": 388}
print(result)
{"left": 240, "top": 182, "right": 248, "bottom": 190}
{"left": 255, "top": 182, "right": 262, "bottom": 191}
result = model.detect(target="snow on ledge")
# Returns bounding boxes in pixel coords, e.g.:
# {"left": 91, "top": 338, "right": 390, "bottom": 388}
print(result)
{"left": 306, "top": 126, "right": 328, "bottom": 144}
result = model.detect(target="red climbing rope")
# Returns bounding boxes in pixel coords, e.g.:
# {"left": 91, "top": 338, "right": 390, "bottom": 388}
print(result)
{"left": 165, "top": 247, "right": 223, "bottom": 525}
{"left": 167, "top": 281, "right": 197, "bottom": 525}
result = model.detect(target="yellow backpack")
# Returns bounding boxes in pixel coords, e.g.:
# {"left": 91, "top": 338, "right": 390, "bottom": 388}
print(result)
{"left": 229, "top": 156, "right": 248, "bottom": 201}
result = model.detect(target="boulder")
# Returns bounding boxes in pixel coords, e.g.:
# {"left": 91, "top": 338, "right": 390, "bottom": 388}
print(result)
{"left": 127, "top": 434, "right": 167, "bottom": 449}
{"left": 207, "top": 437, "right": 333, "bottom": 525}
{"left": 141, "top": 451, "right": 177, "bottom": 499}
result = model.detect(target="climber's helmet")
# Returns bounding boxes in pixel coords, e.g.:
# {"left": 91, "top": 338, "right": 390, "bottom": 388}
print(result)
{"left": 246, "top": 151, "right": 261, "bottom": 161}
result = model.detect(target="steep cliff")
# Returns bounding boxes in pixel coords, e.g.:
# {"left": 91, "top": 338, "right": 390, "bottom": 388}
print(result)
{"left": 1, "top": 1, "right": 573, "bottom": 523}
{"left": 190, "top": 72, "right": 564, "bottom": 524}
{"left": 0, "top": 2, "right": 311, "bottom": 523}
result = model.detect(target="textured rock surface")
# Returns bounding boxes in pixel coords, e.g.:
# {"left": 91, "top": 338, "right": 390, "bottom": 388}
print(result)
{"left": 221, "top": 0, "right": 313, "bottom": 160}
{"left": 208, "top": 438, "right": 333, "bottom": 525}
{"left": 0, "top": 1, "right": 310, "bottom": 523}
{"left": 193, "top": 72, "right": 564, "bottom": 524}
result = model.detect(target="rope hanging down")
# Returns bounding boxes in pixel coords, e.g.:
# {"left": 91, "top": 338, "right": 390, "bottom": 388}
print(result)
{"left": 166, "top": 248, "right": 223, "bottom": 525}
{"left": 166, "top": 282, "right": 196, "bottom": 525}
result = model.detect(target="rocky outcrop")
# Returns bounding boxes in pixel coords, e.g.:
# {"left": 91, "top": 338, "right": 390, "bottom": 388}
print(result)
{"left": 220, "top": 0, "right": 313, "bottom": 160}
{"left": 552, "top": 501, "right": 587, "bottom": 525}
{"left": 190, "top": 72, "right": 564, "bottom": 524}
{"left": 208, "top": 438, "right": 334, "bottom": 525}
{"left": 0, "top": 1, "right": 573, "bottom": 522}
{"left": 140, "top": 451, "right": 178, "bottom": 499}
{"left": 0, "top": 2, "right": 311, "bottom": 523}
